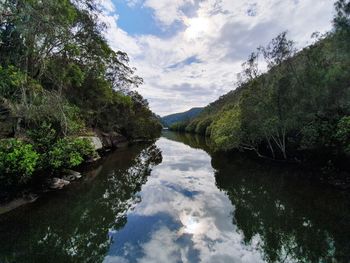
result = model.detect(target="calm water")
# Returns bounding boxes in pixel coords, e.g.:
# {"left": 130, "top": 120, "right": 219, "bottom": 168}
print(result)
{"left": 0, "top": 131, "right": 349, "bottom": 263}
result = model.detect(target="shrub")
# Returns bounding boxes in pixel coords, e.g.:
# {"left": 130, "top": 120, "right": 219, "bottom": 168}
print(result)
{"left": 211, "top": 108, "right": 242, "bottom": 151}
{"left": 0, "top": 139, "right": 40, "bottom": 186}
{"left": 27, "top": 122, "right": 57, "bottom": 152}
{"left": 195, "top": 118, "right": 212, "bottom": 135}
{"left": 48, "top": 138, "right": 95, "bottom": 170}
{"left": 185, "top": 120, "right": 198, "bottom": 133}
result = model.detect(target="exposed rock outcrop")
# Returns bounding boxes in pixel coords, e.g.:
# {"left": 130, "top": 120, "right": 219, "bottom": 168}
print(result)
{"left": 97, "top": 131, "right": 128, "bottom": 149}
{"left": 80, "top": 132, "right": 128, "bottom": 152}
{"left": 79, "top": 136, "right": 104, "bottom": 151}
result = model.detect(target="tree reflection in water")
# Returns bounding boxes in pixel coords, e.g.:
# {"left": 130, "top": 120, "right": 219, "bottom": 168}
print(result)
{"left": 0, "top": 132, "right": 349, "bottom": 263}
{"left": 0, "top": 143, "right": 162, "bottom": 263}
{"left": 213, "top": 153, "right": 350, "bottom": 263}
{"left": 163, "top": 130, "right": 350, "bottom": 263}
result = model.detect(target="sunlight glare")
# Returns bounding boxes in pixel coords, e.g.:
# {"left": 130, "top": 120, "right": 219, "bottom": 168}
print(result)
{"left": 179, "top": 212, "right": 206, "bottom": 235}
{"left": 184, "top": 16, "right": 211, "bottom": 40}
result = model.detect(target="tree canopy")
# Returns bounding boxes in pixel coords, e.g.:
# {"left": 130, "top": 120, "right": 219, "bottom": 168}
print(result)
{"left": 170, "top": 1, "right": 350, "bottom": 164}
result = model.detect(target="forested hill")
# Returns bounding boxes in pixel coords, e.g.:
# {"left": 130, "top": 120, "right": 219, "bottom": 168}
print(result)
{"left": 0, "top": 0, "right": 162, "bottom": 196}
{"left": 171, "top": 0, "right": 350, "bottom": 165}
{"left": 161, "top": 107, "right": 203, "bottom": 127}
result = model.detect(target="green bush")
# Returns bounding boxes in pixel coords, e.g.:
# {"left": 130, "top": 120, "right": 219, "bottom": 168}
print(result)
{"left": 0, "top": 139, "right": 40, "bottom": 186}
{"left": 195, "top": 118, "right": 212, "bottom": 135}
{"left": 27, "top": 122, "right": 57, "bottom": 152}
{"left": 48, "top": 138, "right": 95, "bottom": 170}
{"left": 185, "top": 120, "right": 198, "bottom": 133}
{"left": 211, "top": 108, "right": 242, "bottom": 151}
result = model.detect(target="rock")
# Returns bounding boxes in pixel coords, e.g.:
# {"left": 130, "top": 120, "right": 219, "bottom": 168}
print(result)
{"left": 62, "top": 169, "right": 82, "bottom": 181}
{"left": 62, "top": 174, "right": 76, "bottom": 181}
{"left": 87, "top": 156, "right": 101, "bottom": 163}
{"left": 79, "top": 136, "right": 103, "bottom": 151}
{"left": 100, "top": 132, "right": 128, "bottom": 149}
{"left": 84, "top": 131, "right": 128, "bottom": 150}
{"left": 47, "top": 178, "right": 70, "bottom": 189}
{"left": 91, "top": 136, "right": 103, "bottom": 150}
{"left": 63, "top": 169, "right": 82, "bottom": 177}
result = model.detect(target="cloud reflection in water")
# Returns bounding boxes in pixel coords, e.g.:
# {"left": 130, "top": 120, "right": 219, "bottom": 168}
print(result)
{"left": 104, "top": 138, "right": 264, "bottom": 263}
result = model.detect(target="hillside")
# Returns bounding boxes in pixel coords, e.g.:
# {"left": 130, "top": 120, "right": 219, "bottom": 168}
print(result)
{"left": 161, "top": 107, "right": 203, "bottom": 127}
{"left": 170, "top": 27, "right": 350, "bottom": 164}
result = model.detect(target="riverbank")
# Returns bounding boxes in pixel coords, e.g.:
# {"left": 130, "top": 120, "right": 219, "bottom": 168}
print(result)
{"left": 0, "top": 132, "right": 158, "bottom": 215}
{"left": 163, "top": 130, "right": 350, "bottom": 191}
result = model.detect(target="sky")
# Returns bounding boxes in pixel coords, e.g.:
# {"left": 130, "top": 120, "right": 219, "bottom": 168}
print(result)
{"left": 104, "top": 137, "right": 268, "bottom": 263}
{"left": 99, "top": 0, "right": 336, "bottom": 116}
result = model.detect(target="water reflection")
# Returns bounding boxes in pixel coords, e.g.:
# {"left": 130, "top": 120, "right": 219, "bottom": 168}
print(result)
{"left": 0, "top": 143, "right": 162, "bottom": 263}
{"left": 0, "top": 132, "right": 349, "bottom": 263}
{"left": 104, "top": 137, "right": 265, "bottom": 263}
{"left": 163, "top": 131, "right": 350, "bottom": 262}
{"left": 213, "top": 153, "right": 350, "bottom": 263}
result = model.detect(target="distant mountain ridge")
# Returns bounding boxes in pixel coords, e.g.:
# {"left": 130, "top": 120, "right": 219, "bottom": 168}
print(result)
{"left": 161, "top": 107, "right": 204, "bottom": 127}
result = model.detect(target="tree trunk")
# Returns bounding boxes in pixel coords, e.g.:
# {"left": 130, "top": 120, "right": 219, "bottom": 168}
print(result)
{"left": 266, "top": 136, "right": 276, "bottom": 159}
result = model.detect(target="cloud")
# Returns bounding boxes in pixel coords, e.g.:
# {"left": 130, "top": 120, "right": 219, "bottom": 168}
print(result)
{"left": 167, "top": 56, "right": 202, "bottom": 69}
{"left": 104, "top": 138, "right": 267, "bottom": 262}
{"left": 100, "top": 0, "right": 116, "bottom": 13}
{"left": 100, "top": 0, "right": 336, "bottom": 115}
{"left": 143, "top": 0, "right": 193, "bottom": 26}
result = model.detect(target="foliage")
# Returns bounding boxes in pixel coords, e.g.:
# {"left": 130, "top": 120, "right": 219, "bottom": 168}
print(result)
{"left": 0, "top": 0, "right": 161, "bottom": 189}
{"left": 335, "top": 116, "right": 350, "bottom": 155}
{"left": 0, "top": 139, "right": 39, "bottom": 187}
{"left": 0, "top": 0, "right": 160, "bottom": 140}
{"left": 27, "top": 122, "right": 95, "bottom": 170}
{"left": 195, "top": 118, "right": 212, "bottom": 135}
{"left": 27, "top": 122, "right": 58, "bottom": 152}
{"left": 173, "top": 2, "right": 350, "bottom": 162}
{"left": 210, "top": 108, "right": 242, "bottom": 151}
{"left": 48, "top": 138, "right": 95, "bottom": 170}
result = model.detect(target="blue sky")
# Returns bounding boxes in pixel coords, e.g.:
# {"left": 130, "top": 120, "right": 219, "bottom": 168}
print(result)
{"left": 113, "top": 0, "right": 185, "bottom": 37}
{"left": 100, "top": 0, "right": 336, "bottom": 116}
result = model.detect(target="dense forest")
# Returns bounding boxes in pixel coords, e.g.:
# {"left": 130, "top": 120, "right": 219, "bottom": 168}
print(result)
{"left": 171, "top": 1, "right": 350, "bottom": 166}
{"left": 0, "top": 0, "right": 162, "bottom": 196}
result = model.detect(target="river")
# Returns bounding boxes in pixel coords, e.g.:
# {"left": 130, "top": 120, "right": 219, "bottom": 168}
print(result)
{"left": 0, "top": 131, "right": 349, "bottom": 263}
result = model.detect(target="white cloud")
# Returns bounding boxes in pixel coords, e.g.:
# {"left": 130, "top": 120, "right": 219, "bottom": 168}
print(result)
{"left": 99, "top": 0, "right": 115, "bottom": 13}
{"left": 105, "top": 138, "right": 266, "bottom": 262}
{"left": 143, "top": 0, "right": 192, "bottom": 26}
{"left": 100, "top": 0, "right": 336, "bottom": 116}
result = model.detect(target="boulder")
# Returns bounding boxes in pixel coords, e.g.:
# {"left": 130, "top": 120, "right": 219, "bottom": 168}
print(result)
{"left": 80, "top": 136, "right": 103, "bottom": 151}
{"left": 100, "top": 131, "right": 128, "bottom": 149}
{"left": 84, "top": 131, "right": 128, "bottom": 150}
{"left": 62, "top": 169, "right": 82, "bottom": 181}
{"left": 87, "top": 156, "right": 101, "bottom": 163}
{"left": 47, "top": 178, "right": 70, "bottom": 189}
